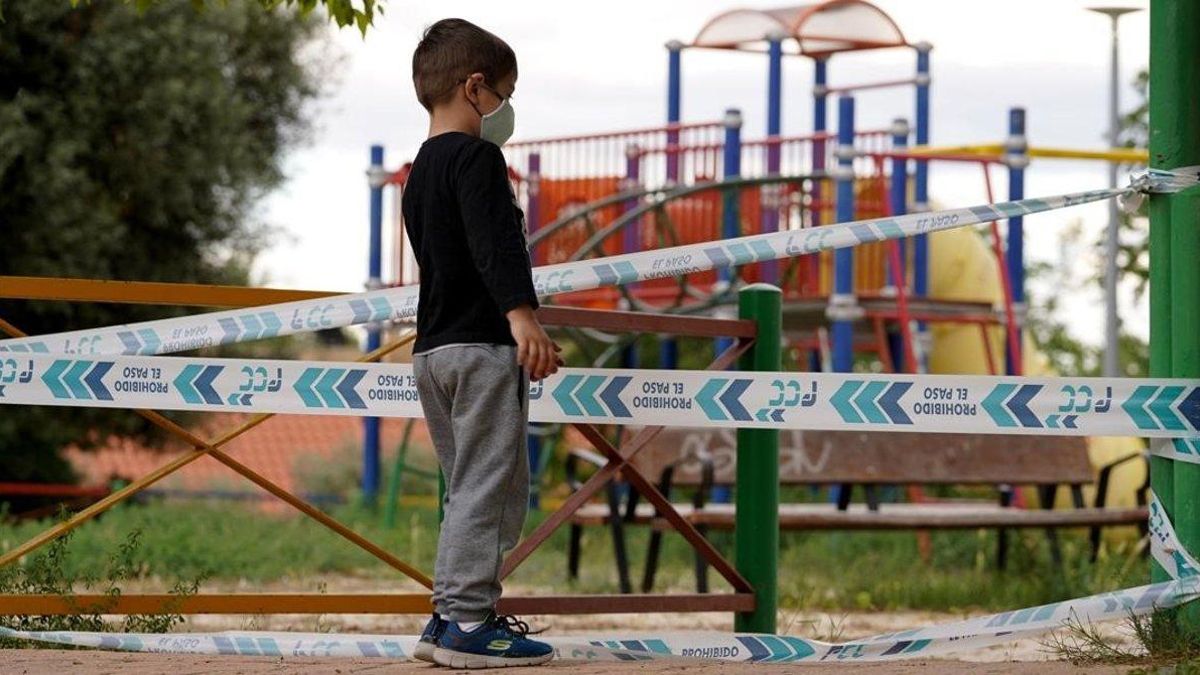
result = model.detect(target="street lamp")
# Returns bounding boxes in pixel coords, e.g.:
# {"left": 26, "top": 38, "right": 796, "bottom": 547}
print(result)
{"left": 1087, "top": 5, "right": 1142, "bottom": 378}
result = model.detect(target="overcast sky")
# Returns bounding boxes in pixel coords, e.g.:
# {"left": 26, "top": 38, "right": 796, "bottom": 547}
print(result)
{"left": 256, "top": 0, "right": 1151, "bottom": 343}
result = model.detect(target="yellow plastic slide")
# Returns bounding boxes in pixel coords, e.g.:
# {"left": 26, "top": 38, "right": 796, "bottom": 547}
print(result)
{"left": 926, "top": 227, "right": 1146, "bottom": 524}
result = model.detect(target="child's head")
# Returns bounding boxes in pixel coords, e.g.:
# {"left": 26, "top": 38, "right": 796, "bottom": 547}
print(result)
{"left": 413, "top": 18, "right": 517, "bottom": 144}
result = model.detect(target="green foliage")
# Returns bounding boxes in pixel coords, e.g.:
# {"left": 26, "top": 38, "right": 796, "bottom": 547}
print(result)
{"left": 0, "top": 1, "right": 388, "bottom": 35}
{"left": 1046, "top": 606, "right": 1200, "bottom": 667}
{"left": 0, "top": 521, "right": 201, "bottom": 646}
{"left": 1114, "top": 69, "right": 1151, "bottom": 302}
{"left": 0, "top": 1, "right": 323, "bottom": 484}
{"left": 1024, "top": 69, "right": 1152, "bottom": 379}
{"left": 0, "top": 500, "right": 1145, "bottom": 613}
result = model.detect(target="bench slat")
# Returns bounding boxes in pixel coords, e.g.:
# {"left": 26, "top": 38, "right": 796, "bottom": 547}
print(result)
{"left": 620, "top": 428, "right": 1094, "bottom": 486}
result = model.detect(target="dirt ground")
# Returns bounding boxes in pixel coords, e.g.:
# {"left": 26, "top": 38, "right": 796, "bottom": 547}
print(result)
{"left": 2, "top": 651, "right": 1134, "bottom": 674}
{"left": 3, "top": 608, "right": 1141, "bottom": 674}
{"left": 2, "top": 578, "right": 1143, "bottom": 673}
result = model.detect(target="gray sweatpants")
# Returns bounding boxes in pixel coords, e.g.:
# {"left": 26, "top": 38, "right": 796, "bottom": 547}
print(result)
{"left": 412, "top": 343, "right": 530, "bottom": 622}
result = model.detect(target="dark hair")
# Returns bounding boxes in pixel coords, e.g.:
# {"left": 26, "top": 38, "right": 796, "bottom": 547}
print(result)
{"left": 412, "top": 18, "right": 517, "bottom": 112}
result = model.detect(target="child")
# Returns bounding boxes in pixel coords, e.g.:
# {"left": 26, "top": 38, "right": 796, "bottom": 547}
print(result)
{"left": 402, "top": 17, "right": 562, "bottom": 669}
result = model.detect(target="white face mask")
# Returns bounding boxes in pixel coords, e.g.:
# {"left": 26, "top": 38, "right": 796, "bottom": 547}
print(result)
{"left": 479, "top": 96, "right": 515, "bottom": 147}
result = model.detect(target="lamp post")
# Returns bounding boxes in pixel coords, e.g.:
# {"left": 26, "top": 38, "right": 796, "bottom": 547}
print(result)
{"left": 1088, "top": 5, "right": 1141, "bottom": 377}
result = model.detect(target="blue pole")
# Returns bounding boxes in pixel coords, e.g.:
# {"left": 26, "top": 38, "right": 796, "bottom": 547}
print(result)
{"left": 715, "top": 108, "right": 743, "bottom": 366}
{"left": 809, "top": 57, "right": 829, "bottom": 298}
{"left": 812, "top": 57, "right": 829, "bottom": 226}
{"left": 622, "top": 146, "right": 642, "bottom": 370}
{"left": 623, "top": 146, "right": 641, "bottom": 254}
{"left": 1005, "top": 107, "right": 1028, "bottom": 376}
{"left": 364, "top": 144, "right": 384, "bottom": 506}
{"left": 666, "top": 40, "right": 683, "bottom": 184}
{"left": 761, "top": 35, "right": 784, "bottom": 284}
{"left": 525, "top": 152, "right": 543, "bottom": 508}
{"left": 913, "top": 42, "right": 932, "bottom": 372}
{"left": 721, "top": 108, "right": 743, "bottom": 280}
{"left": 887, "top": 118, "right": 910, "bottom": 373}
{"left": 526, "top": 153, "right": 542, "bottom": 238}
{"left": 662, "top": 43, "right": 684, "bottom": 370}
{"left": 832, "top": 96, "right": 856, "bottom": 374}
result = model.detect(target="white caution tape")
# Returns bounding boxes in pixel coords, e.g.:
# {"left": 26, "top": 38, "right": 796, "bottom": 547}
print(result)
{"left": 1, "top": 578, "right": 1197, "bottom": 663}
{"left": 0, "top": 353, "right": 1197, "bottom": 438}
{"left": 3, "top": 433, "right": 1197, "bottom": 664}
{"left": 0, "top": 186, "right": 1124, "bottom": 356}
{"left": 1150, "top": 437, "right": 1200, "bottom": 465}
{"left": 1149, "top": 491, "right": 1200, "bottom": 580}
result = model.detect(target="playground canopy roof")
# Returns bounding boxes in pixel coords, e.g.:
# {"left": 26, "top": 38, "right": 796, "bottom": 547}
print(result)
{"left": 691, "top": 1, "right": 908, "bottom": 57}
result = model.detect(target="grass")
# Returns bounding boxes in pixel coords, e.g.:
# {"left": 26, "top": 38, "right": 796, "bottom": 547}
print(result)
{"left": 1044, "top": 608, "right": 1200, "bottom": 669}
{"left": 0, "top": 496, "right": 1148, "bottom": 614}
{"left": 0, "top": 520, "right": 200, "bottom": 647}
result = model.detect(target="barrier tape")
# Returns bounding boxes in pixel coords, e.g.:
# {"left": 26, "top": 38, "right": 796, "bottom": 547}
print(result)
{"left": 1, "top": 561, "right": 1197, "bottom": 663}
{"left": 0, "top": 185, "right": 1127, "bottom": 356}
{"left": 5, "top": 497, "right": 1197, "bottom": 661}
{"left": 0, "top": 354, "right": 1197, "bottom": 438}
{"left": 1150, "top": 437, "right": 1200, "bottom": 466}
{"left": 2, "top": 175, "right": 1198, "bottom": 662}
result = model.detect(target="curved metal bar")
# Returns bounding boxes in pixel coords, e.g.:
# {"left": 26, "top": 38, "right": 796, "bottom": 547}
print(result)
{"left": 566, "top": 174, "right": 820, "bottom": 263}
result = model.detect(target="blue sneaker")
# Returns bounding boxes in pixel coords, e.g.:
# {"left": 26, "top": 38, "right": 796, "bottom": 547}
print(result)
{"left": 433, "top": 613, "right": 553, "bottom": 668}
{"left": 413, "top": 613, "right": 445, "bottom": 663}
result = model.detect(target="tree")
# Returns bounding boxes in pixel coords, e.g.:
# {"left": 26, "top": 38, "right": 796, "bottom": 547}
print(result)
{"left": 1, "top": 1, "right": 383, "bottom": 34}
{"left": 1026, "top": 68, "right": 1151, "bottom": 379}
{"left": 1114, "top": 69, "right": 1150, "bottom": 301}
{"left": 0, "top": 1, "right": 324, "bottom": 488}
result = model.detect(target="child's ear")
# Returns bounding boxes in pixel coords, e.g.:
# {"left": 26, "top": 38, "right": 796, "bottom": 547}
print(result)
{"left": 463, "top": 73, "right": 486, "bottom": 104}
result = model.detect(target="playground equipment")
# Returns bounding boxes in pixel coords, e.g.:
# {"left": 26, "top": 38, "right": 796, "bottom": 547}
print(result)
{"left": 379, "top": 2, "right": 1148, "bottom": 511}
{"left": 3, "top": 0, "right": 1199, "bottom": 661}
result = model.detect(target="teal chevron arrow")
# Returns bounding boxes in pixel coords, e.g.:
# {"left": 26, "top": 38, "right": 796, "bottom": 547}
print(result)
{"left": 1173, "top": 439, "right": 1200, "bottom": 455}
{"left": 1123, "top": 385, "right": 1160, "bottom": 430}
{"left": 757, "top": 634, "right": 793, "bottom": 662}
{"left": 575, "top": 376, "right": 606, "bottom": 416}
{"left": 697, "top": 378, "right": 728, "bottom": 421}
{"left": 1149, "top": 386, "right": 1186, "bottom": 431}
{"left": 369, "top": 296, "right": 391, "bottom": 321}
{"left": 613, "top": 261, "right": 639, "bottom": 284}
{"left": 748, "top": 240, "right": 775, "bottom": 261}
{"left": 755, "top": 408, "right": 770, "bottom": 421}
{"left": 853, "top": 381, "right": 888, "bottom": 424}
{"left": 259, "top": 312, "right": 282, "bottom": 337}
{"left": 1045, "top": 414, "right": 1060, "bottom": 428}
{"left": 315, "top": 368, "right": 346, "bottom": 408}
{"left": 62, "top": 360, "right": 92, "bottom": 399}
{"left": 726, "top": 242, "right": 755, "bottom": 265}
{"left": 41, "top": 360, "right": 71, "bottom": 399}
{"left": 293, "top": 368, "right": 323, "bottom": 408}
{"left": 137, "top": 329, "right": 160, "bottom": 355}
{"left": 552, "top": 374, "right": 584, "bottom": 416}
{"left": 877, "top": 219, "right": 904, "bottom": 238}
{"left": 173, "top": 364, "right": 203, "bottom": 404}
{"left": 830, "top": 380, "right": 864, "bottom": 423}
{"left": 982, "top": 384, "right": 1018, "bottom": 427}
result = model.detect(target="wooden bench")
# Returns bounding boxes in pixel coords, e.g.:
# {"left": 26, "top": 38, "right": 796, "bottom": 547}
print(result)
{"left": 565, "top": 428, "right": 1148, "bottom": 593}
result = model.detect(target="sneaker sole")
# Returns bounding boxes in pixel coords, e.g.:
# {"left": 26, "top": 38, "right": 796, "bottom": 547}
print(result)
{"left": 432, "top": 647, "right": 554, "bottom": 669}
{"left": 413, "top": 640, "right": 436, "bottom": 663}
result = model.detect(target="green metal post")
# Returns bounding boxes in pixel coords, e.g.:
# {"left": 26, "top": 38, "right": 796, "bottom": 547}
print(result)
{"left": 735, "top": 283, "right": 782, "bottom": 633}
{"left": 383, "top": 420, "right": 415, "bottom": 528}
{"left": 438, "top": 469, "right": 446, "bottom": 524}
{"left": 1172, "top": 190, "right": 1200, "bottom": 606}
{"left": 1153, "top": 0, "right": 1200, "bottom": 631}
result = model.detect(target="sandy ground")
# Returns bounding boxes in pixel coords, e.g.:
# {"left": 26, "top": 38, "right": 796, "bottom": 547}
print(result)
{"left": 1, "top": 650, "right": 1136, "bottom": 674}
{"left": 3, "top": 576, "right": 1143, "bottom": 673}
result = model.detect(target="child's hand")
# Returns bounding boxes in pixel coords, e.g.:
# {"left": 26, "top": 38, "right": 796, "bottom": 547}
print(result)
{"left": 506, "top": 306, "right": 563, "bottom": 382}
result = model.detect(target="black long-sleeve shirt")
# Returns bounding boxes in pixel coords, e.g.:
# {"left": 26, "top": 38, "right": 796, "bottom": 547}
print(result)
{"left": 401, "top": 132, "right": 539, "bottom": 354}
